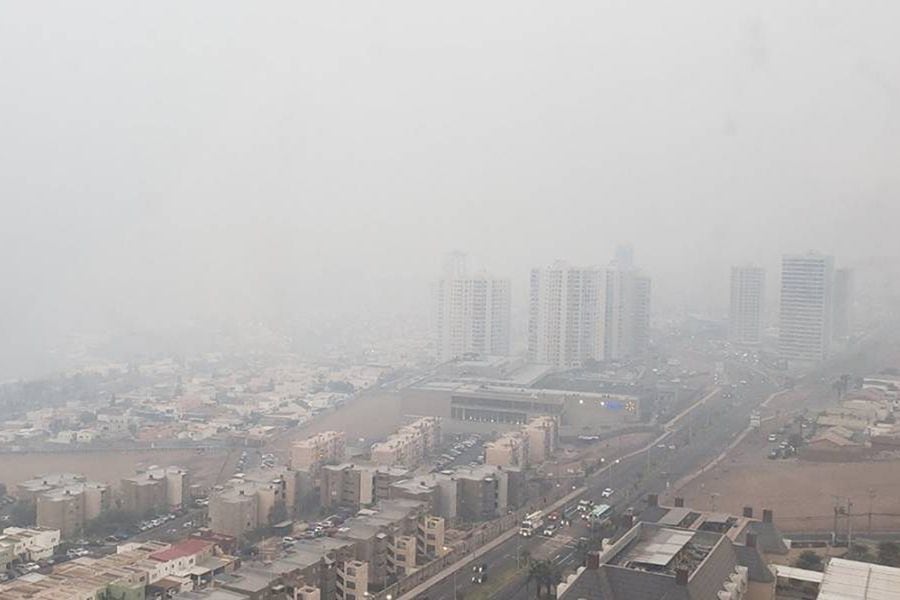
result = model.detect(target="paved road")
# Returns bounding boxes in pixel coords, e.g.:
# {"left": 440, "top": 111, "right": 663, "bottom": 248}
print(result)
{"left": 424, "top": 332, "right": 894, "bottom": 600}
{"left": 419, "top": 363, "right": 777, "bottom": 600}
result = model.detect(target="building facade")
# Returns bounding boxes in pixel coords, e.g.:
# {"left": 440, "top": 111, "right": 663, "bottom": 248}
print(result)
{"left": 779, "top": 253, "right": 834, "bottom": 364}
{"left": 121, "top": 466, "right": 189, "bottom": 516}
{"left": 602, "top": 264, "right": 651, "bottom": 360}
{"left": 730, "top": 265, "right": 765, "bottom": 345}
{"left": 292, "top": 431, "right": 346, "bottom": 476}
{"left": 433, "top": 253, "right": 511, "bottom": 361}
{"left": 528, "top": 263, "right": 605, "bottom": 367}
{"left": 370, "top": 417, "right": 441, "bottom": 469}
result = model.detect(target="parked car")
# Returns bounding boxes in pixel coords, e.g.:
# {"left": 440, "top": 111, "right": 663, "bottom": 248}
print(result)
{"left": 601, "top": 488, "right": 614, "bottom": 498}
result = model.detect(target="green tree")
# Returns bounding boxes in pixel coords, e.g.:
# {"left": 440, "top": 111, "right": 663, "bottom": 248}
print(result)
{"left": 878, "top": 541, "right": 900, "bottom": 566}
{"left": 8, "top": 501, "right": 36, "bottom": 527}
{"left": 846, "top": 543, "right": 872, "bottom": 562}
{"left": 794, "top": 550, "right": 824, "bottom": 572}
{"left": 526, "top": 560, "right": 549, "bottom": 597}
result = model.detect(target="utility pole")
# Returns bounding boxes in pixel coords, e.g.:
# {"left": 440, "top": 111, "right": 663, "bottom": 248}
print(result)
{"left": 868, "top": 489, "right": 876, "bottom": 534}
{"left": 847, "top": 500, "right": 854, "bottom": 549}
{"left": 831, "top": 496, "right": 841, "bottom": 546}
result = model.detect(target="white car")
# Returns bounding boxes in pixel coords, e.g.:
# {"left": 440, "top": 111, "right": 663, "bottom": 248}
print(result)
{"left": 601, "top": 488, "right": 614, "bottom": 498}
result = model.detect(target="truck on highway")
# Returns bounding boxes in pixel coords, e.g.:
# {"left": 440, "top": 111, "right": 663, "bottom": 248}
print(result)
{"left": 519, "top": 511, "right": 544, "bottom": 537}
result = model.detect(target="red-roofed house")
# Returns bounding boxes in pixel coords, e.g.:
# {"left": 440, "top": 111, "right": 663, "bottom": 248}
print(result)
{"left": 149, "top": 539, "right": 215, "bottom": 579}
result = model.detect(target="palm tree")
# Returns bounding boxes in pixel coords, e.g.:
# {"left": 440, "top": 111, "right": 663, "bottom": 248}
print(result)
{"left": 527, "top": 560, "right": 551, "bottom": 597}
{"left": 542, "top": 562, "right": 562, "bottom": 597}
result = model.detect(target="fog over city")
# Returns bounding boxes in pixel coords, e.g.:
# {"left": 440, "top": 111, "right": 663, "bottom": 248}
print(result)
{"left": 3, "top": 2, "right": 900, "bottom": 377}
{"left": 7, "top": 4, "right": 900, "bottom": 599}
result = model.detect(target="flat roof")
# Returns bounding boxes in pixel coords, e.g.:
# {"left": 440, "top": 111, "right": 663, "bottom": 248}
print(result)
{"left": 818, "top": 557, "right": 900, "bottom": 600}
{"left": 624, "top": 527, "right": 694, "bottom": 566}
{"left": 773, "top": 564, "right": 825, "bottom": 583}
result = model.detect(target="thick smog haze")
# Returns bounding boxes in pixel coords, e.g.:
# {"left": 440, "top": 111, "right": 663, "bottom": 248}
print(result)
{"left": 2, "top": 1, "right": 899, "bottom": 378}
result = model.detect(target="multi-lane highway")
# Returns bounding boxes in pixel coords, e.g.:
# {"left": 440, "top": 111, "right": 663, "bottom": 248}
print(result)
{"left": 418, "top": 363, "right": 778, "bottom": 600}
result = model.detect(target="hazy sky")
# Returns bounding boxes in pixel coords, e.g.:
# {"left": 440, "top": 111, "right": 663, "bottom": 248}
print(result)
{"left": 2, "top": 1, "right": 900, "bottom": 375}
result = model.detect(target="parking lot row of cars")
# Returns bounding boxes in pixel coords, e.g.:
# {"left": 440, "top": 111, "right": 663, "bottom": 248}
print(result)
{"left": 432, "top": 435, "right": 482, "bottom": 473}
{"left": 282, "top": 510, "right": 356, "bottom": 547}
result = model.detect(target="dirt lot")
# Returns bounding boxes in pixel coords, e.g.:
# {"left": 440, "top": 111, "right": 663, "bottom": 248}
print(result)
{"left": 0, "top": 446, "right": 237, "bottom": 493}
{"left": 268, "top": 389, "right": 408, "bottom": 454}
{"left": 668, "top": 421, "right": 900, "bottom": 533}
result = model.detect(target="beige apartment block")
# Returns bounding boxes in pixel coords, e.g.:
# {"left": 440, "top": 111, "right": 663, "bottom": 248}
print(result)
{"left": 321, "top": 463, "right": 375, "bottom": 509}
{"left": 336, "top": 559, "right": 368, "bottom": 600}
{"left": 36, "top": 481, "right": 110, "bottom": 538}
{"left": 292, "top": 431, "right": 346, "bottom": 475}
{"left": 208, "top": 486, "right": 259, "bottom": 538}
{"left": 390, "top": 535, "right": 417, "bottom": 576}
{"left": 484, "top": 431, "right": 528, "bottom": 468}
{"left": 484, "top": 416, "right": 558, "bottom": 468}
{"left": 370, "top": 417, "right": 441, "bottom": 469}
{"left": 523, "top": 416, "right": 558, "bottom": 464}
{"left": 417, "top": 515, "right": 446, "bottom": 559}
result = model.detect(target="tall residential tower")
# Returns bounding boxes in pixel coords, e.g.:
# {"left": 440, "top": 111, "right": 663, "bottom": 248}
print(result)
{"left": 602, "top": 262, "right": 651, "bottom": 360}
{"left": 528, "top": 251, "right": 651, "bottom": 367}
{"left": 729, "top": 266, "right": 765, "bottom": 345}
{"left": 527, "top": 262, "right": 604, "bottom": 367}
{"left": 434, "top": 253, "right": 511, "bottom": 361}
{"left": 778, "top": 253, "right": 834, "bottom": 364}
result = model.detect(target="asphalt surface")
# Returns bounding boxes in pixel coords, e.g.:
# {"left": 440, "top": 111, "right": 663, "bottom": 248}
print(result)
{"left": 419, "top": 363, "right": 778, "bottom": 600}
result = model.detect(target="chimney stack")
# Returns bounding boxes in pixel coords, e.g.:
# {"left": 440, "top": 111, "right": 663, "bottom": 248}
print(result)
{"left": 647, "top": 494, "right": 659, "bottom": 507}
{"left": 675, "top": 568, "right": 689, "bottom": 586}
{"left": 674, "top": 497, "right": 684, "bottom": 508}
{"left": 743, "top": 506, "right": 753, "bottom": 518}
{"left": 586, "top": 552, "right": 601, "bottom": 570}
{"left": 762, "top": 509, "right": 773, "bottom": 523}
{"left": 745, "top": 532, "right": 757, "bottom": 548}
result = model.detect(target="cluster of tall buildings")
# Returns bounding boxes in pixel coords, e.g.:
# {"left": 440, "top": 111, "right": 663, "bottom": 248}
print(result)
{"left": 434, "top": 247, "right": 652, "bottom": 367}
{"left": 729, "top": 253, "right": 854, "bottom": 366}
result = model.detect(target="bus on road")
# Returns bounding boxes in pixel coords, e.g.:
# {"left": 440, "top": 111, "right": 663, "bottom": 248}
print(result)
{"left": 588, "top": 504, "right": 612, "bottom": 526}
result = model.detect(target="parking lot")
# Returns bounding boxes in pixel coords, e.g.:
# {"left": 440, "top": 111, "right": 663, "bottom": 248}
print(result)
{"left": 431, "top": 433, "right": 485, "bottom": 473}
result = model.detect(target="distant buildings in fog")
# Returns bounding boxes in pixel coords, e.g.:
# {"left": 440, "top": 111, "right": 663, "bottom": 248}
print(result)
{"left": 433, "top": 251, "right": 511, "bottom": 362}
{"left": 432, "top": 249, "right": 651, "bottom": 368}
{"left": 729, "top": 265, "right": 765, "bottom": 345}
{"left": 527, "top": 252, "right": 651, "bottom": 368}
{"left": 776, "top": 253, "right": 855, "bottom": 366}
{"left": 527, "top": 263, "right": 605, "bottom": 367}
{"left": 724, "top": 253, "right": 854, "bottom": 367}
{"left": 832, "top": 267, "right": 853, "bottom": 340}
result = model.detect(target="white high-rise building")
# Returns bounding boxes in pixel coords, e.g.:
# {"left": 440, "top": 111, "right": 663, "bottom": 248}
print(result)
{"left": 528, "top": 262, "right": 604, "bottom": 367}
{"left": 729, "top": 266, "right": 765, "bottom": 345}
{"left": 602, "top": 264, "right": 651, "bottom": 360}
{"left": 779, "top": 253, "right": 834, "bottom": 364}
{"left": 631, "top": 274, "right": 651, "bottom": 355}
{"left": 433, "top": 253, "right": 511, "bottom": 361}
{"left": 832, "top": 267, "right": 853, "bottom": 340}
